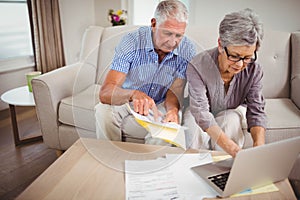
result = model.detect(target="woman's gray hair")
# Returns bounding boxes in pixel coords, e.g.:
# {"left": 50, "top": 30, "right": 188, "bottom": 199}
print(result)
{"left": 154, "top": 0, "right": 188, "bottom": 25}
{"left": 219, "top": 8, "right": 264, "bottom": 49}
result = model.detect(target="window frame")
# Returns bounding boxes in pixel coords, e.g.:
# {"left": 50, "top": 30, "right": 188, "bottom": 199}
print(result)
{"left": 0, "top": 0, "right": 35, "bottom": 73}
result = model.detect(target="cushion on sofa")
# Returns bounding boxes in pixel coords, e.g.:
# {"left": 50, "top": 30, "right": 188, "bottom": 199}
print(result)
{"left": 96, "top": 26, "right": 141, "bottom": 85}
{"left": 59, "top": 84, "right": 100, "bottom": 132}
{"left": 265, "top": 98, "right": 300, "bottom": 142}
{"left": 257, "top": 31, "right": 291, "bottom": 98}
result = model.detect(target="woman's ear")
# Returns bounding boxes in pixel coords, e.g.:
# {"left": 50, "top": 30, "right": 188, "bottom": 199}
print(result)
{"left": 217, "top": 38, "right": 223, "bottom": 53}
{"left": 151, "top": 18, "right": 156, "bottom": 27}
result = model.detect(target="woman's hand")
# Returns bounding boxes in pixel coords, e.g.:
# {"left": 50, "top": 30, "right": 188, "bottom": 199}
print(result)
{"left": 220, "top": 137, "right": 241, "bottom": 157}
{"left": 250, "top": 126, "right": 265, "bottom": 147}
{"left": 207, "top": 126, "right": 241, "bottom": 157}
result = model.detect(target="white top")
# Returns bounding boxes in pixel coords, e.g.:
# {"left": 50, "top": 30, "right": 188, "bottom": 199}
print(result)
{"left": 1, "top": 86, "right": 35, "bottom": 106}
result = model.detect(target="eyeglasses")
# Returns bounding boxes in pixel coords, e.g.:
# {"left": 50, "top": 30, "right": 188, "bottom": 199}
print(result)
{"left": 224, "top": 47, "right": 257, "bottom": 64}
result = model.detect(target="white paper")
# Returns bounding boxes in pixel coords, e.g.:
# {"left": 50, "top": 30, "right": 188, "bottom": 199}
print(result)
{"left": 166, "top": 153, "right": 219, "bottom": 199}
{"left": 125, "top": 158, "right": 180, "bottom": 200}
{"left": 147, "top": 124, "right": 186, "bottom": 150}
{"left": 125, "top": 153, "right": 219, "bottom": 200}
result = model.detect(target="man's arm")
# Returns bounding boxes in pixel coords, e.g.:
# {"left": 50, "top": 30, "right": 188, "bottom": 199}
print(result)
{"left": 163, "top": 78, "right": 186, "bottom": 123}
{"left": 99, "top": 70, "right": 131, "bottom": 105}
{"left": 100, "top": 70, "right": 158, "bottom": 117}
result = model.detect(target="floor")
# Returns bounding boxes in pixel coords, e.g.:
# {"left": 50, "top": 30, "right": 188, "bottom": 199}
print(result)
{"left": 0, "top": 106, "right": 299, "bottom": 199}
{"left": 0, "top": 107, "right": 57, "bottom": 200}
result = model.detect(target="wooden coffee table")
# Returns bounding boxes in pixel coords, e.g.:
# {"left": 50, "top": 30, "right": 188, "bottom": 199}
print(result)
{"left": 17, "top": 138, "right": 297, "bottom": 200}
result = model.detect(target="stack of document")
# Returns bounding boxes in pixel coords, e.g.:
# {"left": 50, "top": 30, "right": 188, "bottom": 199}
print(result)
{"left": 125, "top": 154, "right": 279, "bottom": 199}
{"left": 125, "top": 153, "right": 218, "bottom": 200}
{"left": 127, "top": 103, "right": 187, "bottom": 149}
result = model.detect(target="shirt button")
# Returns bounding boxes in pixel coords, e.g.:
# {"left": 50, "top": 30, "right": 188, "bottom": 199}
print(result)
{"left": 151, "top": 87, "right": 154, "bottom": 90}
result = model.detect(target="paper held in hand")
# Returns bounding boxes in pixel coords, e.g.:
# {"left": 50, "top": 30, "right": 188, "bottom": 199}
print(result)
{"left": 126, "top": 103, "right": 187, "bottom": 149}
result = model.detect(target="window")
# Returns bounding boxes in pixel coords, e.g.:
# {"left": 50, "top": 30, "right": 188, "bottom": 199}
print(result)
{"left": 0, "top": 0, "right": 34, "bottom": 72}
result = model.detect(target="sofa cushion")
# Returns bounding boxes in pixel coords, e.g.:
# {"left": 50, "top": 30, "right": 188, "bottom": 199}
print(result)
{"left": 96, "top": 25, "right": 141, "bottom": 85}
{"left": 265, "top": 98, "right": 300, "bottom": 129}
{"left": 265, "top": 98, "right": 300, "bottom": 142}
{"left": 59, "top": 84, "right": 100, "bottom": 132}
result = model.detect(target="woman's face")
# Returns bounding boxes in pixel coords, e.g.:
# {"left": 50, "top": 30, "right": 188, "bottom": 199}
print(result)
{"left": 218, "top": 44, "right": 257, "bottom": 75}
{"left": 151, "top": 18, "right": 186, "bottom": 53}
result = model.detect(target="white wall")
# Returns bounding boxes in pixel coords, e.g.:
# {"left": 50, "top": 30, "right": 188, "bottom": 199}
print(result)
{"left": 189, "top": 0, "right": 300, "bottom": 32}
{"left": 59, "top": 0, "right": 300, "bottom": 65}
{"left": 127, "top": 0, "right": 189, "bottom": 26}
{"left": 95, "top": 0, "right": 121, "bottom": 27}
{"left": 59, "top": 0, "right": 96, "bottom": 65}
{"left": 59, "top": 0, "right": 121, "bottom": 65}
{"left": 1, "top": 0, "right": 300, "bottom": 111}
{"left": 129, "top": 0, "right": 158, "bottom": 25}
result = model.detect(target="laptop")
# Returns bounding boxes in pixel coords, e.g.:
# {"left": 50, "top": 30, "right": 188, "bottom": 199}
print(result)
{"left": 191, "top": 136, "right": 300, "bottom": 197}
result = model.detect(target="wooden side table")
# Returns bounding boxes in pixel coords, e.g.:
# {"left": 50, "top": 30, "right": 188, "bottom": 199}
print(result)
{"left": 1, "top": 86, "right": 42, "bottom": 146}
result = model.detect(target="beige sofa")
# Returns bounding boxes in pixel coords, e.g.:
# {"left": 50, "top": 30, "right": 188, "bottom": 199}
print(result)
{"left": 32, "top": 25, "right": 300, "bottom": 153}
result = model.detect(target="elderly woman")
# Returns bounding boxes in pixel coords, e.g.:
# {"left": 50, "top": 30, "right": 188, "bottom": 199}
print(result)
{"left": 185, "top": 8, "right": 267, "bottom": 157}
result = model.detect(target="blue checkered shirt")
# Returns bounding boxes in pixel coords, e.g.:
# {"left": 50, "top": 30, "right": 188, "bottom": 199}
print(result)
{"left": 110, "top": 26, "right": 196, "bottom": 104}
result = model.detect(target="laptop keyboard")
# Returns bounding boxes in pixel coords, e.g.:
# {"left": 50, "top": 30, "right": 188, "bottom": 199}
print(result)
{"left": 208, "top": 172, "right": 230, "bottom": 191}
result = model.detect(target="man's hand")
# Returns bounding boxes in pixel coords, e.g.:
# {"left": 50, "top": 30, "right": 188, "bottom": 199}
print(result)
{"left": 131, "top": 90, "right": 160, "bottom": 121}
{"left": 162, "top": 107, "right": 179, "bottom": 124}
{"left": 163, "top": 78, "right": 184, "bottom": 124}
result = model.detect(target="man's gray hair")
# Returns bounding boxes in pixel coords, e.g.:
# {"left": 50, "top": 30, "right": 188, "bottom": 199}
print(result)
{"left": 154, "top": 0, "right": 188, "bottom": 25}
{"left": 219, "top": 8, "right": 264, "bottom": 49}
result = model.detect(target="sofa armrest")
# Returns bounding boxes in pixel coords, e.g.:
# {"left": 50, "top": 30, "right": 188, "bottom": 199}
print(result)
{"left": 32, "top": 62, "right": 96, "bottom": 149}
{"left": 291, "top": 75, "right": 300, "bottom": 109}
{"left": 291, "top": 32, "right": 300, "bottom": 109}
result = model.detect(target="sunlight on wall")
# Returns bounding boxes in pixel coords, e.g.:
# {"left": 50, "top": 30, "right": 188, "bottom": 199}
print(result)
{"left": 129, "top": 0, "right": 190, "bottom": 26}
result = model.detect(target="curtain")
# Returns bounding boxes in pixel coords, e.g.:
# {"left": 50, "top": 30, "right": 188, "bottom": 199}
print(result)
{"left": 28, "top": 0, "right": 65, "bottom": 73}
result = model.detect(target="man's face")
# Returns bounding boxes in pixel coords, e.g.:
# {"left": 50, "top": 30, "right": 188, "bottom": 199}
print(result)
{"left": 151, "top": 18, "right": 186, "bottom": 53}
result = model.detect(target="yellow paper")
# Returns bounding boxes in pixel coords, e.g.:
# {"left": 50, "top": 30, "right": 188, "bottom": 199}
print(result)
{"left": 230, "top": 183, "right": 279, "bottom": 197}
{"left": 147, "top": 123, "right": 186, "bottom": 149}
{"left": 128, "top": 103, "right": 187, "bottom": 150}
{"left": 135, "top": 118, "right": 149, "bottom": 128}
{"left": 135, "top": 119, "right": 186, "bottom": 149}
{"left": 212, "top": 155, "right": 232, "bottom": 162}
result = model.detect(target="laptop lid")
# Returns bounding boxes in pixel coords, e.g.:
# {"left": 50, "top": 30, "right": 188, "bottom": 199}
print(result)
{"left": 192, "top": 136, "right": 300, "bottom": 197}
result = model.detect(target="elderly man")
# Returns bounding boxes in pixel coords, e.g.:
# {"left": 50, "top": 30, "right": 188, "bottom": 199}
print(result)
{"left": 95, "top": 0, "right": 196, "bottom": 144}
